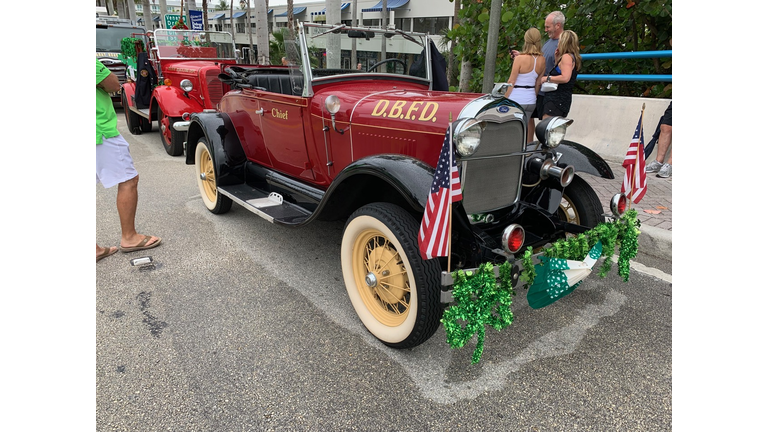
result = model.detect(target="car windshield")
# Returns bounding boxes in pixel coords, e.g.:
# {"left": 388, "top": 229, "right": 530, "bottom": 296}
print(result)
{"left": 293, "top": 23, "right": 430, "bottom": 81}
{"left": 152, "top": 29, "right": 236, "bottom": 60}
{"left": 96, "top": 26, "right": 143, "bottom": 52}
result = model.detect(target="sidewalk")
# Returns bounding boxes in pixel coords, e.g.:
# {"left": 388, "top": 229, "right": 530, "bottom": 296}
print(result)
{"left": 583, "top": 160, "right": 672, "bottom": 261}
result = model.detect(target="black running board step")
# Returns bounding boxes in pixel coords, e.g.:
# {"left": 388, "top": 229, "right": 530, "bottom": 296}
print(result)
{"left": 218, "top": 184, "right": 311, "bottom": 225}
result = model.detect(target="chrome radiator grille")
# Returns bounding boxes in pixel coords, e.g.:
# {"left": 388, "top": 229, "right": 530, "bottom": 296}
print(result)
{"left": 459, "top": 119, "right": 526, "bottom": 215}
{"left": 205, "top": 69, "right": 225, "bottom": 106}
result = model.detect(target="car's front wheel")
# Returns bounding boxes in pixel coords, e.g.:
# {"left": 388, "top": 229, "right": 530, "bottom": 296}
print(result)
{"left": 195, "top": 139, "right": 232, "bottom": 214}
{"left": 558, "top": 174, "right": 604, "bottom": 228}
{"left": 341, "top": 203, "right": 442, "bottom": 349}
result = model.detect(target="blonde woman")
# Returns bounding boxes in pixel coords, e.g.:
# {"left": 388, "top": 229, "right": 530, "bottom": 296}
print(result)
{"left": 539, "top": 29, "right": 582, "bottom": 119}
{"left": 505, "top": 27, "right": 545, "bottom": 142}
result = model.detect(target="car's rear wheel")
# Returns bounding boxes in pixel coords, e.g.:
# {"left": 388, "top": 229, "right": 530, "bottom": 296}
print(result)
{"left": 122, "top": 91, "right": 143, "bottom": 135}
{"left": 159, "top": 107, "right": 185, "bottom": 156}
{"left": 341, "top": 203, "right": 442, "bottom": 349}
{"left": 557, "top": 174, "right": 603, "bottom": 228}
{"left": 195, "top": 139, "right": 232, "bottom": 214}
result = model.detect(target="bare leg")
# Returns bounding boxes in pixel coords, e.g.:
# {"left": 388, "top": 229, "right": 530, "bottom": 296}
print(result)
{"left": 116, "top": 175, "right": 160, "bottom": 248}
{"left": 656, "top": 124, "right": 672, "bottom": 164}
{"left": 527, "top": 117, "right": 535, "bottom": 143}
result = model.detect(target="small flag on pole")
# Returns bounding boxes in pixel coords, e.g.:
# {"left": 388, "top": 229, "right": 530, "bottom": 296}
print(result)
{"left": 419, "top": 127, "right": 463, "bottom": 260}
{"left": 621, "top": 114, "right": 647, "bottom": 204}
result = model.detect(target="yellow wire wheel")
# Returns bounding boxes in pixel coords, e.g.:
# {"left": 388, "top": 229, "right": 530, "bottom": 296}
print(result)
{"left": 195, "top": 139, "right": 232, "bottom": 214}
{"left": 341, "top": 203, "right": 442, "bottom": 348}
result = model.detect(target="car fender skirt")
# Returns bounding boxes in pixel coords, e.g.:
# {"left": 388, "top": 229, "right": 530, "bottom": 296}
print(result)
{"left": 556, "top": 140, "right": 614, "bottom": 179}
{"left": 186, "top": 112, "right": 247, "bottom": 187}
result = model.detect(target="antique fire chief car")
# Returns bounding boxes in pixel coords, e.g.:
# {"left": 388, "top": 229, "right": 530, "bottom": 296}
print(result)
{"left": 179, "top": 23, "right": 626, "bottom": 349}
{"left": 121, "top": 29, "right": 243, "bottom": 156}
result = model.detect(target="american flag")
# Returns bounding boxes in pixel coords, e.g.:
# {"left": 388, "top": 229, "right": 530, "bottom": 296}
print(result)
{"left": 621, "top": 113, "right": 647, "bottom": 204}
{"left": 419, "top": 127, "right": 463, "bottom": 260}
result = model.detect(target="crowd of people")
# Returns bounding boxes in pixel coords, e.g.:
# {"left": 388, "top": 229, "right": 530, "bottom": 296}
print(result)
{"left": 504, "top": 11, "right": 671, "bottom": 178}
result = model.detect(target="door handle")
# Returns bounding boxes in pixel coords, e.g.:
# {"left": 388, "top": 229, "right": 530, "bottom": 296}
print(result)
{"left": 254, "top": 108, "right": 264, "bottom": 116}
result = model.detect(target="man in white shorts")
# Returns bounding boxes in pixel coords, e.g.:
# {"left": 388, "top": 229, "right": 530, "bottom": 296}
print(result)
{"left": 96, "top": 59, "right": 161, "bottom": 262}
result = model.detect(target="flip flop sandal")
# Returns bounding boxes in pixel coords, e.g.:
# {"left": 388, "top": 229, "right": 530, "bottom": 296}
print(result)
{"left": 120, "top": 235, "right": 162, "bottom": 253}
{"left": 97, "top": 246, "right": 119, "bottom": 262}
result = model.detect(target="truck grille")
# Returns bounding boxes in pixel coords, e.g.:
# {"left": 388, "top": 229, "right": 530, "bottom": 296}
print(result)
{"left": 205, "top": 69, "right": 224, "bottom": 106}
{"left": 459, "top": 118, "right": 526, "bottom": 215}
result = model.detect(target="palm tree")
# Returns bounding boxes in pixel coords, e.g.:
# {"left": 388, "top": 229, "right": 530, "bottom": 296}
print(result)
{"left": 202, "top": 0, "right": 209, "bottom": 30}
{"left": 240, "top": 0, "right": 255, "bottom": 63}
{"left": 215, "top": 0, "right": 228, "bottom": 11}
{"left": 158, "top": 0, "right": 167, "bottom": 28}
{"left": 141, "top": 0, "right": 154, "bottom": 29}
{"left": 287, "top": 0, "right": 294, "bottom": 37}
{"left": 253, "top": 0, "right": 268, "bottom": 64}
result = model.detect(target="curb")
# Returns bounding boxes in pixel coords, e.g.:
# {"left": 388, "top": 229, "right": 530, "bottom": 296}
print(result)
{"left": 638, "top": 225, "right": 672, "bottom": 261}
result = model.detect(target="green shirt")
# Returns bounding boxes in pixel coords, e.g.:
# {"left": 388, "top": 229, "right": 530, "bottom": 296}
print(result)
{"left": 96, "top": 59, "right": 119, "bottom": 145}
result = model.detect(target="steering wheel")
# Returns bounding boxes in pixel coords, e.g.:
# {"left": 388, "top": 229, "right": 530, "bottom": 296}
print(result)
{"left": 367, "top": 58, "right": 407, "bottom": 73}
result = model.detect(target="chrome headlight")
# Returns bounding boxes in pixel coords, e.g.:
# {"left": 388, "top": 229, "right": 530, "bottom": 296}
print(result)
{"left": 535, "top": 116, "right": 573, "bottom": 149}
{"left": 325, "top": 95, "right": 341, "bottom": 114}
{"left": 453, "top": 119, "right": 485, "bottom": 157}
{"left": 180, "top": 79, "right": 194, "bottom": 92}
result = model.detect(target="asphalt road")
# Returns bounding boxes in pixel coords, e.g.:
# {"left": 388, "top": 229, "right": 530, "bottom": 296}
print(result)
{"left": 96, "top": 112, "right": 672, "bottom": 431}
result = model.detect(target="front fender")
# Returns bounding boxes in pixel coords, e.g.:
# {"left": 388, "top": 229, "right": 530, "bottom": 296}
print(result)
{"left": 152, "top": 85, "right": 204, "bottom": 118}
{"left": 555, "top": 140, "right": 614, "bottom": 179}
{"left": 185, "top": 111, "right": 246, "bottom": 187}
{"left": 313, "top": 155, "right": 434, "bottom": 222}
{"left": 121, "top": 82, "right": 136, "bottom": 108}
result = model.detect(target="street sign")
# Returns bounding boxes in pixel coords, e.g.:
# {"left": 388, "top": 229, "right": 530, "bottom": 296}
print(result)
{"left": 165, "top": 14, "right": 187, "bottom": 29}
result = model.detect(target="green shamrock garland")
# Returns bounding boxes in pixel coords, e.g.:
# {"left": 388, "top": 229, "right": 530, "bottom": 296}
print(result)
{"left": 442, "top": 210, "right": 640, "bottom": 364}
{"left": 441, "top": 261, "right": 515, "bottom": 364}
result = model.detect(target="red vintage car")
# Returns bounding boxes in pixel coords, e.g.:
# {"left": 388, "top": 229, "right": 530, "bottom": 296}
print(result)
{"left": 180, "top": 23, "right": 626, "bottom": 349}
{"left": 121, "top": 29, "right": 248, "bottom": 156}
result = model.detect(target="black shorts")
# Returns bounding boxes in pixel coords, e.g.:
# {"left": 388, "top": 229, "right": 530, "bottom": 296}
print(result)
{"left": 541, "top": 98, "right": 571, "bottom": 118}
{"left": 661, "top": 102, "right": 672, "bottom": 126}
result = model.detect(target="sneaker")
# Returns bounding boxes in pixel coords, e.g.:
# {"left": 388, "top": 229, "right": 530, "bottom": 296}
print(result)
{"left": 657, "top": 163, "right": 672, "bottom": 178}
{"left": 645, "top": 160, "right": 663, "bottom": 173}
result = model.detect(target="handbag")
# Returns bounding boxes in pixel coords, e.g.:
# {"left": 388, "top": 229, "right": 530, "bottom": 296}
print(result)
{"left": 541, "top": 61, "right": 561, "bottom": 92}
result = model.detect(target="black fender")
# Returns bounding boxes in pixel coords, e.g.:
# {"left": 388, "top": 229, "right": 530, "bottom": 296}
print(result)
{"left": 315, "top": 154, "right": 434, "bottom": 221}
{"left": 185, "top": 111, "right": 247, "bottom": 187}
{"left": 555, "top": 140, "right": 614, "bottom": 179}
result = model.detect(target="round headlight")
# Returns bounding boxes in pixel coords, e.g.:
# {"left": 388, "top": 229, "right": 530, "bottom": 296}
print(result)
{"left": 535, "top": 116, "right": 574, "bottom": 149}
{"left": 454, "top": 119, "right": 484, "bottom": 157}
{"left": 180, "top": 79, "right": 193, "bottom": 92}
{"left": 325, "top": 95, "right": 341, "bottom": 114}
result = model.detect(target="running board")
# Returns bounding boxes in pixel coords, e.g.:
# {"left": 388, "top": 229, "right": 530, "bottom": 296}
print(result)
{"left": 218, "top": 185, "right": 311, "bottom": 225}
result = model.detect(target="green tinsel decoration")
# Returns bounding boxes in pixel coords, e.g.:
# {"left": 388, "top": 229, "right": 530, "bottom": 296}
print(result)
{"left": 120, "top": 37, "right": 145, "bottom": 59}
{"left": 444, "top": 210, "right": 641, "bottom": 364}
{"left": 441, "top": 262, "right": 515, "bottom": 364}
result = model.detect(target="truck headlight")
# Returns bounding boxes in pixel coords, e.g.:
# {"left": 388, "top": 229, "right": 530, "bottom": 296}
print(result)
{"left": 535, "top": 116, "right": 573, "bottom": 149}
{"left": 180, "top": 79, "right": 194, "bottom": 92}
{"left": 453, "top": 119, "right": 484, "bottom": 157}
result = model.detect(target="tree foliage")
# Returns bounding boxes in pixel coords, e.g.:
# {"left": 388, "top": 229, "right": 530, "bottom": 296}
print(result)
{"left": 445, "top": 0, "right": 672, "bottom": 98}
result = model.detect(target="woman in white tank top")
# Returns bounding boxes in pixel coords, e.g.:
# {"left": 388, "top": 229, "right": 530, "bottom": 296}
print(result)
{"left": 505, "top": 27, "right": 546, "bottom": 142}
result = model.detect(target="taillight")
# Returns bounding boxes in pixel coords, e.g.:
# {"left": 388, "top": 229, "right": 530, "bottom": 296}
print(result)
{"left": 610, "top": 193, "right": 627, "bottom": 217}
{"left": 502, "top": 224, "right": 525, "bottom": 254}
